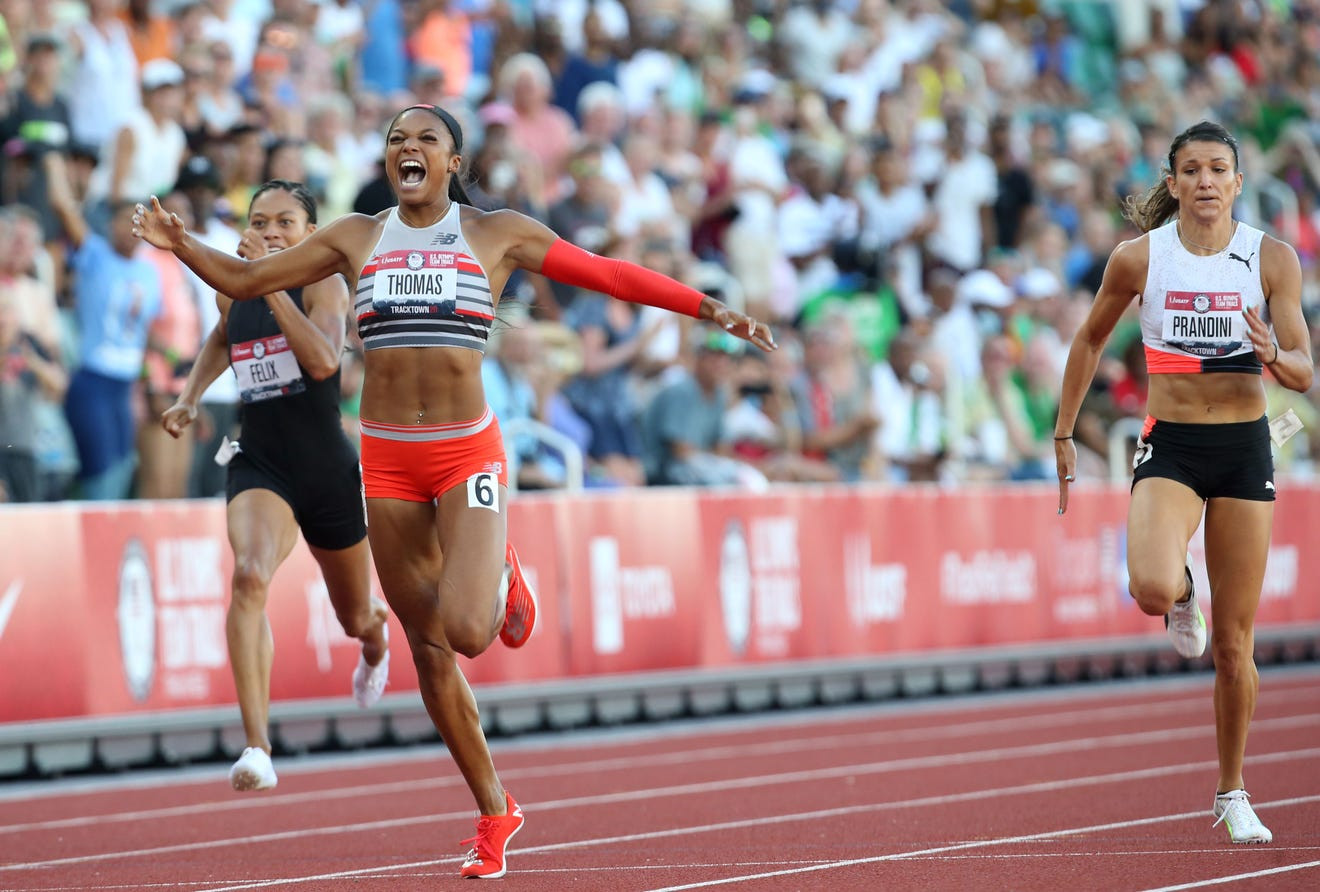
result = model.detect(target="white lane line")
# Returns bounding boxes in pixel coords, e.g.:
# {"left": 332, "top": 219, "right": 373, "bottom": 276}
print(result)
{"left": 640, "top": 794, "right": 1320, "bottom": 892}
{"left": 2, "top": 672, "right": 1297, "bottom": 810}
{"left": 5, "top": 682, "right": 1318, "bottom": 833}
{"left": 1139, "top": 860, "right": 1320, "bottom": 891}
{"left": 4, "top": 715, "right": 1319, "bottom": 872}
{"left": 8, "top": 745, "right": 1319, "bottom": 888}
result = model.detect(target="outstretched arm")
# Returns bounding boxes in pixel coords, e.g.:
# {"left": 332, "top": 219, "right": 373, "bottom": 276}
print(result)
{"left": 493, "top": 209, "right": 777, "bottom": 352}
{"left": 133, "top": 196, "right": 364, "bottom": 301}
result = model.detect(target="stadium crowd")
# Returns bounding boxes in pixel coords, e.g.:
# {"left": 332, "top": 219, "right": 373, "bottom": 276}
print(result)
{"left": 1, "top": 0, "right": 1318, "bottom": 502}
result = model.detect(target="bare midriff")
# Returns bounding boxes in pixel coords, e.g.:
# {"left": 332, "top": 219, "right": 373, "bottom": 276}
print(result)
{"left": 1146, "top": 372, "right": 1266, "bottom": 424}
{"left": 360, "top": 346, "right": 488, "bottom": 425}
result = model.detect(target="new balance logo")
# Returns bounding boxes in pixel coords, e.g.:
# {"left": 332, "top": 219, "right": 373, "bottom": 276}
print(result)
{"left": 1229, "top": 251, "right": 1255, "bottom": 271}
{"left": 430, "top": 232, "right": 458, "bottom": 246}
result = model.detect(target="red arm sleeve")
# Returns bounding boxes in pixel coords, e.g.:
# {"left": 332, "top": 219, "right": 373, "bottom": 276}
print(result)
{"left": 538, "top": 238, "right": 705, "bottom": 318}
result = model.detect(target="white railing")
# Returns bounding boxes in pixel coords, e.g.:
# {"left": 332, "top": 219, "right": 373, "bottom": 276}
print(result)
{"left": 1107, "top": 416, "right": 1146, "bottom": 483}
{"left": 503, "top": 417, "right": 586, "bottom": 492}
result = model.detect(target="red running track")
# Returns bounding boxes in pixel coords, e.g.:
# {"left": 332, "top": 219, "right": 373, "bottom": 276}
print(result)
{"left": 2, "top": 667, "right": 1319, "bottom": 891}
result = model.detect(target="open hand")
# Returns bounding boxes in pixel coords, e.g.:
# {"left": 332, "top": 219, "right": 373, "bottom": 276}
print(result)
{"left": 132, "top": 196, "right": 186, "bottom": 250}
{"left": 705, "top": 302, "right": 777, "bottom": 353}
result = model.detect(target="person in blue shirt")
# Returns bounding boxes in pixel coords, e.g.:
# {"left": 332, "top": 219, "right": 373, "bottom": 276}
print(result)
{"left": 45, "top": 151, "right": 162, "bottom": 500}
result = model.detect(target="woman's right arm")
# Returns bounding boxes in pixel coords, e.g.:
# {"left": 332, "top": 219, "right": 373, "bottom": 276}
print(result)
{"left": 163, "top": 297, "right": 233, "bottom": 438}
{"left": 134, "top": 197, "right": 369, "bottom": 300}
{"left": 1055, "top": 235, "right": 1145, "bottom": 511}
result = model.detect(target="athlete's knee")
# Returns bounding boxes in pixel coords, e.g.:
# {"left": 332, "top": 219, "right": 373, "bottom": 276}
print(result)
{"left": 1211, "top": 624, "right": 1255, "bottom": 682}
{"left": 230, "top": 559, "right": 273, "bottom": 609}
{"left": 1127, "top": 567, "right": 1185, "bottom": 617}
{"left": 445, "top": 616, "right": 495, "bottom": 659}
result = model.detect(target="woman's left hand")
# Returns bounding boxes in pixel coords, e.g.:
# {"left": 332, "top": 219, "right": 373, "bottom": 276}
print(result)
{"left": 1243, "top": 305, "right": 1275, "bottom": 364}
{"left": 703, "top": 299, "right": 777, "bottom": 353}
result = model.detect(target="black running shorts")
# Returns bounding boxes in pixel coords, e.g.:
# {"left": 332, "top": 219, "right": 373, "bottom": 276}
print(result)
{"left": 1130, "top": 415, "right": 1275, "bottom": 502}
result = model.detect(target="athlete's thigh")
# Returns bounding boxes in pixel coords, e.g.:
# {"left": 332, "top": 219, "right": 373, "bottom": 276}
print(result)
{"left": 434, "top": 479, "right": 507, "bottom": 615}
{"left": 365, "top": 497, "right": 444, "bottom": 624}
{"left": 227, "top": 489, "right": 301, "bottom": 578}
{"left": 308, "top": 537, "right": 373, "bottom": 612}
{"left": 1127, "top": 477, "right": 1205, "bottom": 585}
{"left": 1203, "top": 497, "right": 1273, "bottom": 633}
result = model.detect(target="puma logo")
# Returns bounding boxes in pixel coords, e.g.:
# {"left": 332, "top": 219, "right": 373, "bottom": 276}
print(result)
{"left": 1265, "top": 480, "right": 1275, "bottom": 492}
{"left": 1229, "top": 251, "right": 1255, "bottom": 271}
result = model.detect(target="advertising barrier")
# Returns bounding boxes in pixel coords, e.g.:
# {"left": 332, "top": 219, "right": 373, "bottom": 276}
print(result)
{"left": 2, "top": 482, "right": 1317, "bottom": 724}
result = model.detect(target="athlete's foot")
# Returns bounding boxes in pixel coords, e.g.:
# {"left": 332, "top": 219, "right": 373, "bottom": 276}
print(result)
{"left": 499, "top": 543, "right": 538, "bottom": 648}
{"left": 229, "top": 746, "right": 277, "bottom": 791}
{"left": 353, "top": 623, "right": 390, "bottom": 708}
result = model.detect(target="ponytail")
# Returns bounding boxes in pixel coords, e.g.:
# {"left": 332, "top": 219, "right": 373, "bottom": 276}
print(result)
{"left": 1121, "top": 176, "right": 1179, "bottom": 233}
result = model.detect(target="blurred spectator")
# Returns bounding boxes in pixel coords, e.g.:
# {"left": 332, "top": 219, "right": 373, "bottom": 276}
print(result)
{"left": 987, "top": 113, "right": 1036, "bottom": 252}
{"left": 408, "top": 0, "right": 474, "bottom": 101}
{"left": 561, "top": 286, "right": 661, "bottom": 488}
{"left": 121, "top": 0, "right": 174, "bottom": 66}
{"left": 221, "top": 122, "right": 265, "bottom": 227}
{"left": 723, "top": 85, "right": 789, "bottom": 323}
{"left": 358, "top": 0, "right": 407, "bottom": 96}
{"left": 103, "top": 58, "right": 187, "bottom": 205}
{"left": 194, "top": 39, "right": 245, "bottom": 137}
{"left": 301, "top": 94, "right": 359, "bottom": 221}
{"left": 134, "top": 190, "right": 200, "bottom": 500}
{"left": 313, "top": 0, "right": 366, "bottom": 91}
{"left": 789, "top": 318, "right": 878, "bottom": 482}
{"left": 46, "top": 151, "right": 161, "bottom": 500}
{"left": 552, "top": 5, "right": 618, "bottom": 122}
{"left": 613, "top": 132, "right": 676, "bottom": 243}
{"left": 0, "top": 205, "right": 60, "bottom": 354}
{"left": 199, "top": 0, "right": 261, "bottom": 80}
{"left": 545, "top": 142, "right": 617, "bottom": 310}
{"left": 722, "top": 334, "right": 839, "bottom": 484}
{"left": 925, "top": 108, "right": 998, "bottom": 275}
{"left": 778, "top": 0, "right": 853, "bottom": 90}
{"left": 778, "top": 145, "right": 855, "bottom": 315}
{"left": 1, "top": 31, "right": 71, "bottom": 248}
{"left": 498, "top": 52, "right": 576, "bottom": 205}
{"left": 483, "top": 310, "right": 589, "bottom": 490}
{"left": 67, "top": 0, "right": 141, "bottom": 152}
{"left": 852, "top": 135, "right": 934, "bottom": 320}
{"left": 171, "top": 153, "right": 242, "bottom": 498}
{"left": 0, "top": 284, "right": 67, "bottom": 503}
{"left": 641, "top": 326, "right": 766, "bottom": 488}
{"left": 870, "top": 327, "right": 950, "bottom": 483}
{"left": 575, "top": 80, "right": 628, "bottom": 184}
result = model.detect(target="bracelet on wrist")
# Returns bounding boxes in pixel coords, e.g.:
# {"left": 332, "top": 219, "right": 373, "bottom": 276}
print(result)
{"left": 1054, "top": 435, "right": 1073, "bottom": 441}
{"left": 1268, "top": 342, "right": 1279, "bottom": 365}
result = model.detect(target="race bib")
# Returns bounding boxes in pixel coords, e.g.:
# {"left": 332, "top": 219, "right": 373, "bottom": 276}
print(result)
{"left": 371, "top": 250, "right": 459, "bottom": 316}
{"left": 231, "top": 334, "right": 306, "bottom": 403}
{"left": 1162, "top": 291, "right": 1245, "bottom": 357}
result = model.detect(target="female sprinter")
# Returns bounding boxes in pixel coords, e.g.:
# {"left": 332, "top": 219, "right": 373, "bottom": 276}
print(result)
{"left": 1055, "top": 121, "right": 1312, "bottom": 844}
{"left": 137, "top": 105, "right": 776, "bottom": 878}
{"left": 161, "top": 180, "right": 390, "bottom": 792}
